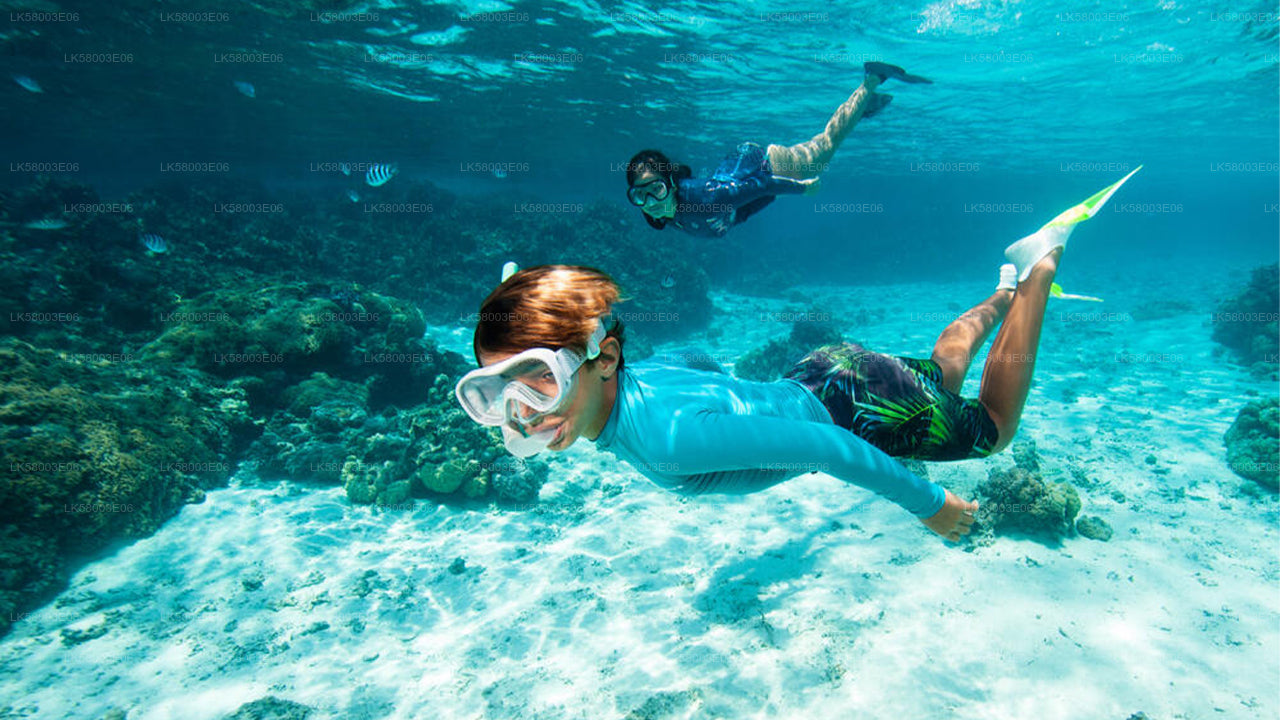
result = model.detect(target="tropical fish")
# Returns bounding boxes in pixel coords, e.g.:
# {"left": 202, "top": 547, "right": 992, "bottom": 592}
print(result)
{"left": 23, "top": 218, "right": 67, "bottom": 230}
{"left": 340, "top": 163, "right": 352, "bottom": 176}
{"left": 140, "top": 233, "right": 168, "bottom": 254}
{"left": 13, "top": 75, "right": 42, "bottom": 93}
{"left": 661, "top": 274, "right": 676, "bottom": 289}
{"left": 492, "top": 168, "right": 507, "bottom": 179}
{"left": 366, "top": 163, "right": 397, "bottom": 187}
{"left": 326, "top": 287, "right": 361, "bottom": 312}
{"left": 233, "top": 80, "right": 256, "bottom": 98}
{"left": 347, "top": 189, "right": 360, "bottom": 203}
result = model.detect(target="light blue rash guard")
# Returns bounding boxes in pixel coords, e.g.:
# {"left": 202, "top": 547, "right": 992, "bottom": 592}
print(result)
{"left": 590, "top": 360, "right": 947, "bottom": 518}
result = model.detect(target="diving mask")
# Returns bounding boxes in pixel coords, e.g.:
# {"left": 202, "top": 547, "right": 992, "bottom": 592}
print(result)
{"left": 627, "top": 178, "right": 670, "bottom": 207}
{"left": 456, "top": 313, "right": 612, "bottom": 455}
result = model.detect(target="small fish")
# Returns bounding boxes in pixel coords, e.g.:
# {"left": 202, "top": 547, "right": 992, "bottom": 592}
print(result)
{"left": 233, "top": 80, "right": 256, "bottom": 98}
{"left": 326, "top": 287, "right": 361, "bottom": 312}
{"left": 340, "top": 163, "right": 352, "bottom": 176}
{"left": 23, "top": 218, "right": 67, "bottom": 230}
{"left": 13, "top": 75, "right": 42, "bottom": 93}
{"left": 661, "top": 274, "right": 676, "bottom": 289}
{"left": 366, "top": 162, "right": 397, "bottom": 187}
{"left": 346, "top": 189, "right": 360, "bottom": 203}
{"left": 140, "top": 233, "right": 167, "bottom": 254}
{"left": 492, "top": 168, "right": 507, "bottom": 180}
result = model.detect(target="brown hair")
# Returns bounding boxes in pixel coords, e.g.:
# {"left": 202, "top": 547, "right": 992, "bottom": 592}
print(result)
{"left": 473, "top": 265, "right": 628, "bottom": 369}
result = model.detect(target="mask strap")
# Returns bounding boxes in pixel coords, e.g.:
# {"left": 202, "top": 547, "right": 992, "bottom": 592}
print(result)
{"left": 585, "top": 313, "right": 613, "bottom": 359}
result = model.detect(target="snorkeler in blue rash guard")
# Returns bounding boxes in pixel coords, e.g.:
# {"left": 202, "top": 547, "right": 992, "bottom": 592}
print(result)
{"left": 457, "top": 264, "right": 972, "bottom": 539}
{"left": 592, "top": 360, "right": 947, "bottom": 518}
{"left": 630, "top": 142, "right": 812, "bottom": 238}
{"left": 625, "top": 61, "right": 932, "bottom": 237}
{"left": 457, "top": 169, "right": 1142, "bottom": 541}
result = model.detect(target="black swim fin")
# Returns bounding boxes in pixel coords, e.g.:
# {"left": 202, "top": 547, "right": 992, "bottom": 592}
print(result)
{"left": 863, "top": 92, "right": 893, "bottom": 119}
{"left": 864, "top": 61, "right": 933, "bottom": 85}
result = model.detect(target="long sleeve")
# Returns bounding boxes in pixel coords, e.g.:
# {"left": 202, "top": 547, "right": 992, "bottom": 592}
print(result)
{"left": 672, "top": 169, "right": 806, "bottom": 236}
{"left": 764, "top": 175, "right": 808, "bottom": 195}
{"left": 706, "top": 174, "right": 805, "bottom": 208}
{"left": 661, "top": 408, "right": 947, "bottom": 518}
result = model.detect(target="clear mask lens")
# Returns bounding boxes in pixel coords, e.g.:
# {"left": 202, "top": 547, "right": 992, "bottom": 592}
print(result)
{"left": 505, "top": 396, "right": 554, "bottom": 429}
{"left": 459, "top": 353, "right": 567, "bottom": 425}
{"left": 628, "top": 180, "right": 669, "bottom": 206}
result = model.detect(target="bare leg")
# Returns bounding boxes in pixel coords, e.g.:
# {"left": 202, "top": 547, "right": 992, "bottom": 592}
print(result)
{"left": 978, "top": 248, "right": 1062, "bottom": 453}
{"left": 768, "top": 75, "right": 882, "bottom": 180}
{"left": 930, "top": 289, "right": 1013, "bottom": 394}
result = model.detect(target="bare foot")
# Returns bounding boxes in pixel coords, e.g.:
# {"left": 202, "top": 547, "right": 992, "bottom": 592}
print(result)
{"left": 921, "top": 489, "right": 978, "bottom": 542}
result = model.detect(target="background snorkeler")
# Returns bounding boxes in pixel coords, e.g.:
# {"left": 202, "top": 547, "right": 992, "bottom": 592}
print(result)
{"left": 624, "top": 62, "right": 931, "bottom": 237}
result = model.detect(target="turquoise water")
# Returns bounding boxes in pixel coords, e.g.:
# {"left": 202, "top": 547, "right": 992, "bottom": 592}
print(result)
{"left": 1, "top": 1, "right": 1278, "bottom": 718}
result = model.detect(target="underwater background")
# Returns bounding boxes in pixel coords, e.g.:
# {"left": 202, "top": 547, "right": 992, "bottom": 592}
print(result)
{"left": 1, "top": 1, "right": 1277, "bottom": 718}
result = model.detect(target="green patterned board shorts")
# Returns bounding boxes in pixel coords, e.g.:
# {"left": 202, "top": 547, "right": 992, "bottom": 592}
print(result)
{"left": 784, "top": 342, "right": 999, "bottom": 461}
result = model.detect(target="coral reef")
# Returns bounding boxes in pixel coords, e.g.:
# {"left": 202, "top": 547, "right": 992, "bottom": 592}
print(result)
{"left": 1011, "top": 437, "right": 1040, "bottom": 473}
{"left": 0, "top": 177, "right": 318, "bottom": 355}
{"left": 247, "top": 354, "right": 550, "bottom": 507}
{"left": 1211, "top": 263, "right": 1279, "bottom": 378}
{"left": 1223, "top": 397, "right": 1279, "bottom": 489}
{"left": 0, "top": 338, "right": 252, "bottom": 636}
{"left": 1, "top": 177, "right": 715, "bottom": 354}
{"left": 223, "top": 696, "right": 314, "bottom": 720}
{"left": 973, "top": 467, "right": 1082, "bottom": 543}
{"left": 142, "top": 281, "right": 544, "bottom": 502}
{"left": 1075, "top": 516, "right": 1114, "bottom": 542}
{"left": 141, "top": 283, "right": 431, "bottom": 406}
{"left": 733, "top": 313, "right": 844, "bottom": 381}
{"left": 624, "top": 689, "right": 705, "bottom": 720}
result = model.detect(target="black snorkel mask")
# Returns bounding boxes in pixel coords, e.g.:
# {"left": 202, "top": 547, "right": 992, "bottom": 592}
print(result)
{"left": 627, "top": 178, "right": 671, "bottom": 207}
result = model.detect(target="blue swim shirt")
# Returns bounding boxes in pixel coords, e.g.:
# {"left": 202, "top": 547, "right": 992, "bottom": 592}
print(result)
{"left": 590, "top": 360, "right": 947, "bottom": 518}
